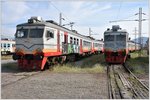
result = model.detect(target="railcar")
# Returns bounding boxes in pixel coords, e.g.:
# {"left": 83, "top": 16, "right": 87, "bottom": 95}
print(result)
{"left": 93, "top": 39, "right": 104, "bottom": 54}
{"left": 13, "top": 16, "right": 103, "bottom": 70}
{"left": 128, "top": 40, "right": 141, "bottom": 52}
{"left": 1, "top": 39, "right": 15, "bottom": 55}
{"left": 128, "top": 41, "right": 136, "bottom": 52}
{"left": 104, "top": 25, "right": 129, "bottom": 64}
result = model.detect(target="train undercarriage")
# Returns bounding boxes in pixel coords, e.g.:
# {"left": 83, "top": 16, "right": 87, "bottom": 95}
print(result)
{"left": 13, "top": 51, "right": 102, "bottom": 71}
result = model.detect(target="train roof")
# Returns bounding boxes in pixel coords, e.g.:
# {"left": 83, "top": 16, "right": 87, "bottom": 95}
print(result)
{"left": 104, "top": 25, "right": 127, "bottom": 34}
{"left": 17, "top": 17, "right": 98, "bottom": 41}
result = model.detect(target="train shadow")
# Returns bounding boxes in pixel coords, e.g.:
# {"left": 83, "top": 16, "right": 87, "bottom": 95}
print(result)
{"left": 1, "top": 62, "right": 38, "bottom": 73}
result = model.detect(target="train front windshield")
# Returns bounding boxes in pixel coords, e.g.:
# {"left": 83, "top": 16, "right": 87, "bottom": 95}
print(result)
{"left": 104, "top": 34, "right": 126, "bottom": 50}
{"left": 16, "top": 28, "right": 44, "bottom": 38}
{"left": 116, "top": 35, "right": 126, "bottom": 41}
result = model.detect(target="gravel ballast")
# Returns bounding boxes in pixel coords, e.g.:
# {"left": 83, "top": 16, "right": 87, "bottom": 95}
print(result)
{"left": 2, "top": 71, "right": 108, "bottom": 99}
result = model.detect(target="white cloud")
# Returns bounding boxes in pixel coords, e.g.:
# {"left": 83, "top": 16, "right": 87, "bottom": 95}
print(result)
{"left": 1, "top": 1, "right": 148, "bottom": 40}
{"left": 2, "top": 1, "right": 29, "bottom": 24}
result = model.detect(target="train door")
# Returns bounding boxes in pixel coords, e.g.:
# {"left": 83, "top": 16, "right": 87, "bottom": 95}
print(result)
{"left": 64, "top": 32, "right": 68, "bottom": 44}
{"left": 80, "top": 39, "right": 82, "bottom": 54}
{"left": 63, "top": 32, "right": 68, "bottom": 54}
{"left": 57, "top": 30, "right": 60, "bottom": 52}
{"left": 92, "top": 42, "right": 94, "bottom": 53}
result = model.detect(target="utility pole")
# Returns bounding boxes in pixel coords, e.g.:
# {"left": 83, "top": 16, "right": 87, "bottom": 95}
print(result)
{"left": 59, "top": 13, "right": 65, "bottom": 26}
{"left": 89, "top": 28, "right": 92, "bottom": 37}
{"left": 110, "top": 7, "right": 147, "bottom": 57}
{"left": 62, "top": 22, "right": 75, "bottom": 30}
{"left": 133, "top": 27, "right": 138, "bottom": 50}
{"left": 88, "top": 28, "right": 99, "bottom": 37}
{"left": 138, "top": 8, "right": 142, "bottom": 56}
{"left": 135, "top": 7, "right": 146, "bottom": 57}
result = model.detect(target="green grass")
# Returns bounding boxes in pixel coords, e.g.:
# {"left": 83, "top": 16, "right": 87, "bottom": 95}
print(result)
{"left": 51, "top": 54, "right": 106, "bottom": 73}
{"left": 130, "top": 50, "right": 149, "bottom": 58}
{"left": 1, "top": 55, "right": 13, "bottom": 60}
{"left": 126, "top": 50, "right": 149, "bottom": 74}
{"left": 1, "top": 54, "right": 106, "bottom": 73}
{"left": 81, "top": 54, "right": 106, "bottom": 68}
{"left": 52, "top": 63, "right": 105, "bottom": 73}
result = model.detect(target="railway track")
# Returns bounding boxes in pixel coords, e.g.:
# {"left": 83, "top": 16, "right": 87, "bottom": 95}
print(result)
{"left": 107, "top": 64, "right": 149, "bottom": 99}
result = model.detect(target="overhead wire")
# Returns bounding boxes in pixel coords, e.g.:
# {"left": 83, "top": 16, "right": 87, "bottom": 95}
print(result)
{"left": 49, "top": 1, "right": 72, "bottom": 23}
{"left": 116, "top": 0, "right": 123, "bottom": 20}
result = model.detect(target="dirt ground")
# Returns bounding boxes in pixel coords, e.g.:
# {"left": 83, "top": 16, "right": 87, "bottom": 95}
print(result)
{"left": 2, "top": 70, "right": 108, "bottom": 99}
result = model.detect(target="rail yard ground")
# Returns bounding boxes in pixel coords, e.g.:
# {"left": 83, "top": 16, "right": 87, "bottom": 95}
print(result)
{"left": 1, "top": 51, "right": 149, "bottom": 99}
{"left": 126, "top": 50, "right": 149, "bottom": 87}
{"left": 1, "top": 55, "right": 12, "bottom": 60}
{"left": 1, "top": 54, "right": 108, "bottom": 99}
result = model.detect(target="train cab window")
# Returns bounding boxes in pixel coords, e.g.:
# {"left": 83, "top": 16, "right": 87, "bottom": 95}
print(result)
{"left": 70, "top": 37, "right": 73, "bottom": 44}
{"left": 16, "top": 29, "right": 28, "bottom": 38}
{"left": 46, "top": 30, "right": 54, "bottom": 38}
{"left": 116, "top": 35, "right": 126, "bottom": 41}
{"left": 29, "top": 29, "right": 44, "bottom": 38}
{"left": 104, "top": 35, "right": 114, "bottom": 41}
{"left": 74, "top": 38, "right": 76, "bottom": 44}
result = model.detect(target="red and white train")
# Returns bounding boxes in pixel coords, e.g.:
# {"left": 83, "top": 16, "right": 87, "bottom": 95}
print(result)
{"left": 104, "top": 25, "right": 141, "bottom": 64}
{"left": 13, "top": 16, "right": 104, "bottom": 70}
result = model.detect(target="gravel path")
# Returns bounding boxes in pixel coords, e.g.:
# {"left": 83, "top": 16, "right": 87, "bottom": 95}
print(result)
{"left": 2, "top": 71, "right": 108, "bottom": 99}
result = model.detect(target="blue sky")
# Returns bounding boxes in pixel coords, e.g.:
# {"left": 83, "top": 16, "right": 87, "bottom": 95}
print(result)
{"left": 1, "top": 0, "right": 149, "bottom": 40}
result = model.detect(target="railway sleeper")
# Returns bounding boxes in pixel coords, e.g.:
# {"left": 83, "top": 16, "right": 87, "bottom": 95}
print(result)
{"left": 115, "top": 72, "right": 132, "bottom": 99}
{"left": 129, "top": 78, "right": 149, "bottom": 99}
{"left": 110, "top": 65, "right": 121, "bottom": 99}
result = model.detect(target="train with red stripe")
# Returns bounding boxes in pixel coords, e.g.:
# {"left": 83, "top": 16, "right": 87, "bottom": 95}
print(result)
{"left": 13, "top": 16, "right": 104, "bottom": 70}
{"left": 104, "top": 25, "right": 141, "bottom": 64}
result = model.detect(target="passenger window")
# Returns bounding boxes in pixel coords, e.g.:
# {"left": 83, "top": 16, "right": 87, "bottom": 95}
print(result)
{"left": 74, "top": 38, "right": 76, "bottom": 44}
{"left": 8, "top": 44, "right": 10, "bottom": 47}
{"left": 77, "top": 39, "right": 79, "bottom": 45}
{"left": 46, "top": 30, "right": 54, "bottom": 38}
{"left": 4, "top": 43, "right": 6, "bottom": 47}
{"left": 70, "top": 37, "right": 73, "bottom": 44}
